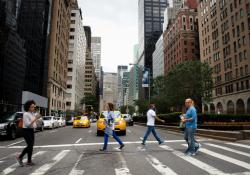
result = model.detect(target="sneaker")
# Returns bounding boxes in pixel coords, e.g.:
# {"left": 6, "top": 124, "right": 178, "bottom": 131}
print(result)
{"left": 119, "top": 144, "right": 125, "bottom": 150}
{"left": 15, "top": 155, "right": 23, "bottom": 167}
{"left": 185, "top": 152, "right": 193, "bottom": 156}
{"left": 141, "top": 142, "right": 145, "bottom": 146}
{"left": 26, "top": 162, "right": 35, "bottom": 166}
{"left": 159, "top": 141, "right": 165, "bottom": 145}
{"left": 99, "top": 148, "right": 107, "bottom": 151}
{"left": 195, "top": 143, "right": 201, "bottom": 153}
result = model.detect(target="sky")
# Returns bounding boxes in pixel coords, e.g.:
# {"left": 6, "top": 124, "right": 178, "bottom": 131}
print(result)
{"left": 78, "top": 0, "right": 138, "bottom": 73}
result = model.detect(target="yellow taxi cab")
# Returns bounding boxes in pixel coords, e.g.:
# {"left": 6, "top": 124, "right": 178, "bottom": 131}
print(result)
{"left": 73, "top": 116, "right": 90, "bottom": 128}
{"left": 96, "top": 111, "right": 126, "bottom": 136}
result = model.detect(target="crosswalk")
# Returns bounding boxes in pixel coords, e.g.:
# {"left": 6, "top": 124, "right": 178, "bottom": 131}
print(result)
{"left": 0, "top": 141, "right": 249, "bottom": 175}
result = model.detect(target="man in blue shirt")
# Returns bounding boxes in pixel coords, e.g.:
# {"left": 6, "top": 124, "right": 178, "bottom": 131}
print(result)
{"left": 181, "top": 98, "right": 201, "bottom": 156}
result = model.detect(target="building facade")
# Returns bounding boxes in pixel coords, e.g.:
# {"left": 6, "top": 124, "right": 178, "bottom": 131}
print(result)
{"left": 153, "top": 34, "right": 164, "bottom": 78}
{"left": 103, "top": 73, "right": 118, "bottom": 110}
{"left": 0, "top": 0, "right": 26, "bottom": 113}
{"left": 117, "top": 65, "right": 128, "bottom": 108}
{"left": 122, "top": 72, "right": 130, "bottom": 107}
{"left": 84, "top": 26, "right": 97, "bottom": 97}
{"left": 138, "top": 0, "right": 168, "bottom": 72}
{"left": 163, "top": 6, "right": 199, "bottom": 74}
{"left": 198, "top": 0, "right": 250, "bottom": 114}
{"left": 91, "top": 37, "right": 101, "bottom": 79}
{"left": 47, "top": 0, "right": 73, "bottom": 115}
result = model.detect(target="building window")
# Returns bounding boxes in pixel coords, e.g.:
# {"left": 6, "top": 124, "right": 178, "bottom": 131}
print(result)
{"left": 71, "top": 20, "right": 75, "bottom": 24}
{"left": 240, "top": 8, "right": 244, "bottom": 18}
{"left": 246, "top": 80, "right": 249, "bottom": 89}
{"left": 70, "top": 35, "right": 74, "bottom": 39}
{"left": 67, "top": 84, "right": 72, "bottom": 89}
{"left": 71, "top": 13, "right": 76, "bottom": 17}
{"left": 68, "top": 68, "right": 73, "bottom": 72}
{"left": 66, "top": 102, "right": 71, "bottom": 106}
{"left": 68, "top": 60, "right": 73, "bottom": 64}
{"left": 70, "top": 28, "right": 75, "bottom": 32}
{"left": 245, "top": 65, "right": 249, "bottom": 75}
{"left": 184, "top": 41, "right": 187, "bottom": 45}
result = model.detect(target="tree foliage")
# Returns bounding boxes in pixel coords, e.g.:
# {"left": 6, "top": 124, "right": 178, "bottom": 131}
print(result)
{"left": 80, "top": 94, "right": 98, "bottom": 112}
{"left": 151, "top": 61, "right": 213, "bottom": 113}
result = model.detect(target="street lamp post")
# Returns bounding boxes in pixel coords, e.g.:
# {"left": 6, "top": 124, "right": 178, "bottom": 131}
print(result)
{"left": 129, "top": 63, "right": 150, "bottom": 103}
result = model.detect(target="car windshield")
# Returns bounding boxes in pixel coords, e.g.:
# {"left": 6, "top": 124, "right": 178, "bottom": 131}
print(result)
{"left": 0, "top": 113, "right": 15, "bottom": 123}
{"left": 43, "top": 117, "right": 52, "bottom": 120}
{"left": 74, "top": 117, "right": 81, "bottom": 120}
{"left": 102, "top": 111, "right": 121, "bottom": 118}
{"left": 82, "top": 116, "right": 88, "bottom": 120}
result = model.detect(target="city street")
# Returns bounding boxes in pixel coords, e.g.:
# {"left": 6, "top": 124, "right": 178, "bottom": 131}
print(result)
{"left": 0, "top": 124, "right": 249, "bottom": 175}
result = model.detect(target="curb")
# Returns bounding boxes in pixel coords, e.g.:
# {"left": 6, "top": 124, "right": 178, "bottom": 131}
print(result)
{"left": 134, "top": 122, "right": 250, "bottom": 141}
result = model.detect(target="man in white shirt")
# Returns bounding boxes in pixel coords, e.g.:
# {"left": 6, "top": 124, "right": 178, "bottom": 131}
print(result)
{"left": 141, "top": 104, "right": 165, "bottom": 145}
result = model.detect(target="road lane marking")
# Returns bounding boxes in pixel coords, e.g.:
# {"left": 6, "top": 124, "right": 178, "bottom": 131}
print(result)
{"left": 0, "top": 153, "right": 17, "bottom": 161}
{"left": 2, "top": 151, "right": 46, "bottom": 175}
{"left": 30, "top": 150, "right": 70, "bottom": 175}
{"left": 0, "top": 161, "right": 3, "bottom": 164}
{"left": 146, "top": 155, "right": 177, "bottom": 175}
{"left": 226, "top": 143, "right": 250, "bottom": 149}
{"left": 159, "top": 145, "right": 226, "bottom": 175}
{"left": 75, "top": 138, "right": 82, "bottom": 144}
{"left": 69, "top": 153, "right": 85, "bottom": 175}
{"left": 7, "top": 140, "right": 24, "bottom": 147}
{"left": 205, "top": 143, "right": 250, "bottom": 157}
{"left": 6, "top": 140, "right": 205, "bottom": 149}
{"left": 88, "top": 130, "right": 92, "bottom": 133}
{"left": 115, "top": 152, "right": 131, "bottom": 175}
{"left": 182, "top": 144, "right": 250, "bottom": 170}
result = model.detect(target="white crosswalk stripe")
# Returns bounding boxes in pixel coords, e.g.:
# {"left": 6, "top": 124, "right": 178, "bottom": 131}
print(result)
{"left": 1, "top": 151, "right": 46, "bottom": 175}
{"left": 159, "top": 145, "right": 227, "bottom": 175}
{"left": 182, "top": 144, "right": 250, "bottom": 170}
{"left": 68, "top": 153, "right": 85, "bottom": 175}
{"left": 115, "top": 152, "right": 131, "bottom": 175}
{"left": 205, "top": 143, "right": 250, "bottom": 157}
{"left": 146, "top": 155, "right": 177, "bottom": 175}
{"left": 30, "top": 150, "right": 70, "bottom": 175}
{"left": 226, "top": 143, "right": 250, "bottom": 149}
{"left": 0, "top": 161, "right": 3, "bottom": 164}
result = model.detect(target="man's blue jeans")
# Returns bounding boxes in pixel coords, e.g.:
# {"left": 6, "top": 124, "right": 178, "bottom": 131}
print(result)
{"left": 184, "top": 127, "right": 198, "bottom": 153}
{"left": 142, "top": 126, "right": 163, "bottom": 144}
{"left": 103, "top": 131, "right": 123, "bottom": 150}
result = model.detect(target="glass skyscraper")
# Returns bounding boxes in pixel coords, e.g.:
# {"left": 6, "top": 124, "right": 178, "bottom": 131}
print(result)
{"left": 138, "top": 0, "right": 169, "bottom": 73}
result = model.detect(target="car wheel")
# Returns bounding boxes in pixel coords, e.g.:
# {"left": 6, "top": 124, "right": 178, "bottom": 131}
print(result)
{"left": 40, "top": 125, "right": 44, "bottom": 131}
{"left": 9, "top": 128, "right": 16, "bottom": 140}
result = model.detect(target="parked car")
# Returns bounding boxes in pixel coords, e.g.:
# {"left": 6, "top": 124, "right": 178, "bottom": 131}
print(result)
{"left": 66, "top": 117, "right": 74, "bottom": 126}
{"left": 121, "top": 114, "right": 134, "bottom": 126}
{"left": 96, "top": 111, "right": 126, "bottom": 136}
{"left": 43, "top": 116, "right": 58, "bottom": 129}
{"left": 56, "top": 116, "right": 66, "bottom": 127}
{"left": 34, "top": 113, "right": 44, "bottom": 131}
{"left": 0, "top": 112, "right": 23, "bottom": 139}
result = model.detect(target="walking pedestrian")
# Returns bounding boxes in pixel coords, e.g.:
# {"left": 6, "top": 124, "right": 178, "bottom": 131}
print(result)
{"left": 181, "top": 98, "right": 201, "bottom": 156}
{"left": 16, "top": 100, "right": 41, "bottom": 166}
{"left": 99, "top": 103, "right": 124, "bottom": 151}
{"left": 141, "top": 104, "right": 165, "bottom": 145}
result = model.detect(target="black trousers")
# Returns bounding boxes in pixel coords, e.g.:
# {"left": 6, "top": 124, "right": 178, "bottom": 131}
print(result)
{"left": 19, "top": 128, "right": 34, "bottom": 163}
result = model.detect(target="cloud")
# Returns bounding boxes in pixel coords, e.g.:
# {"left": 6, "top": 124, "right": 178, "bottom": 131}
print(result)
{"left": 78, "top": 0, "right": 138, "bottom": 72}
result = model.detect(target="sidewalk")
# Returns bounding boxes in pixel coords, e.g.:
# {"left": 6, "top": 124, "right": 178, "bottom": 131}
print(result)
{"left": 135, "top": 122, "right": 250, "bottom": 141}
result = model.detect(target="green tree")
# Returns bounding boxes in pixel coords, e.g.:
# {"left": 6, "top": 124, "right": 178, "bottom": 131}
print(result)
{"left": 80, "top": 94, "right": 99, "bottom": 112}
{"left": 119, "top": 105, "right": 135, "bottom": 115}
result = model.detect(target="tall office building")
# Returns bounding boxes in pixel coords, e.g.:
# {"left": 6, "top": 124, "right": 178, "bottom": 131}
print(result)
{"left": 91, "top": 37, "right": 101, "bottom": 79}
{"left": 153, "top": 34, "right": 164, "bottom": 78}
{"left": 66, "top": 4, "right": 86, "bottom": 112}
{"left": 84, "top": 26, "right": 97, "bottom": 97}
{"left": 117, "top": 65, "right": 128, "bottom": 108}
{"left": 163, "top": 1, "right": 199, "bottom": 74}
{"left": 122, "top": 72, "right": 130, "bottom": 107}
{"left": 138, "top": 0, "right": 168, "bottom": 72}
{"left": 47, "top": 0, "right": 73, "bottom": 115}
{"left": 198, "top": 0, "right": 250, "bottom": 114}
{"left": 103, "top": 73, "right": 118, "bottom": 109}
{"left": 0, "top": 0, "right": 26, "bottom": 113}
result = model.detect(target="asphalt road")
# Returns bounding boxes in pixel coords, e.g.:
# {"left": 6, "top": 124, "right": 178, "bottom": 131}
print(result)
{"left": 0, "top": 124, "right": 250, "bottom": 175}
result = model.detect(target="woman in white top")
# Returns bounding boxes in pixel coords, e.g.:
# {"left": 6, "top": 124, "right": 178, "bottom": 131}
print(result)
{"left": 16, "top": 100, "right": 40, "bottom": 166}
